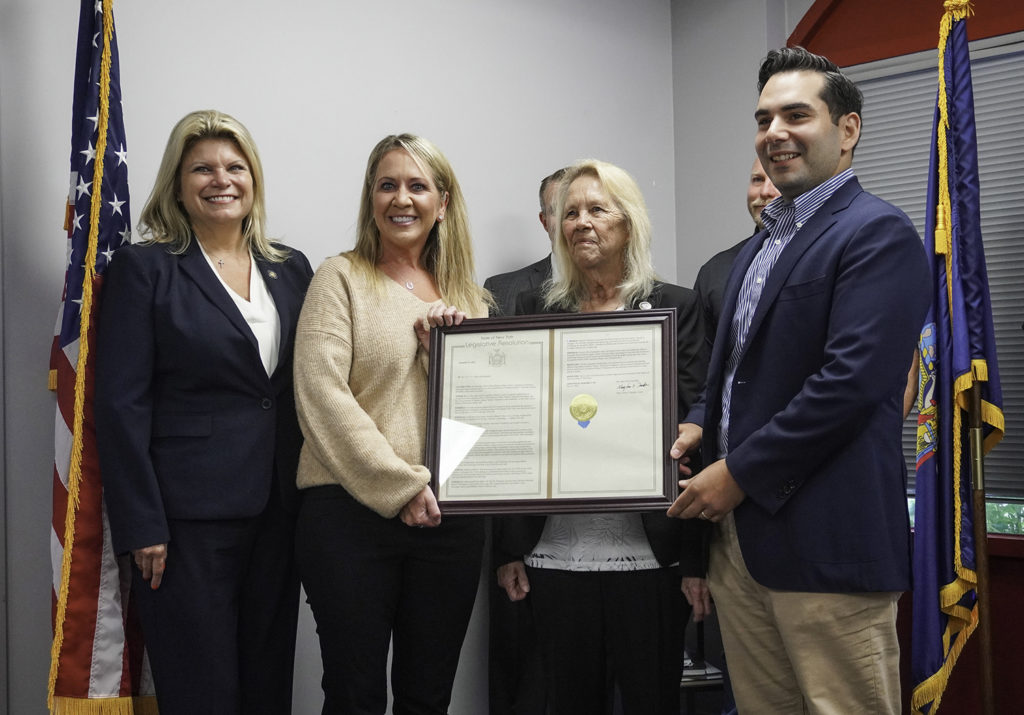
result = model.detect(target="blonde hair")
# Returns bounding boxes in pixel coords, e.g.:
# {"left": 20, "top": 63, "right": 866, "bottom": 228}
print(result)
{"left": 137, "top": 109, "right": 287, "bottom": 261}
{"left": 544, "top": 159, "right": 656, "bottom": 311}
{"left": 349, "top": 134, "right": 489, "bottom": 311}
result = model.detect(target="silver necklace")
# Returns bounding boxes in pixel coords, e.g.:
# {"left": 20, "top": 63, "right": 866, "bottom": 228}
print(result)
{"left": 204, "top": 247, "right": 240, "bottom": 270}
{"left": 380, "top": 259, "right": 418, "bottom": 290}
{"left": 390, "top": 264, "right": 416, "bottom": 289}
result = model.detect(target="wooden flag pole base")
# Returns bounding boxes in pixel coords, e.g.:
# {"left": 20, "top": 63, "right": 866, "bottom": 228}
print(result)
{"left": 968, "top": 384, "right": 995, "bottom": 715}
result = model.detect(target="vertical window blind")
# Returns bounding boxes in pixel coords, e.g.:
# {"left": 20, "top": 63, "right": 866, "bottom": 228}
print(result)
{"left": 846, "top": 37, "right": 1024, "bottom": 501}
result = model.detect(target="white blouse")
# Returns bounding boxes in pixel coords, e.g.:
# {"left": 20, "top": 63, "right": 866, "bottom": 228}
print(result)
{"left": 199, "top": 244, "right": 281, "bottom": 377}
{"left": 525, "top": 512, "right": 660, "bottom": 572}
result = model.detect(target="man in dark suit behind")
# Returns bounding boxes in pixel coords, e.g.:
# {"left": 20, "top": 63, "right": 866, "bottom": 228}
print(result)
{"left": 693, "top": 157, "right": 779, "bottom": 349}
{"left": 668, "top": 48, "right": 930, "bottom": 714}
{"left": 690, "top": 157, "right": 779, "bottom": 715}
{"left": 484, "top": 168, "right": 565, "bottom": 316}
{"left": 485, "top": 168, "right": 565, "bottom": 715}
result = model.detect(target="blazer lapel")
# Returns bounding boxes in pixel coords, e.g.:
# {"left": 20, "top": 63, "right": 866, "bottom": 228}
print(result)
{"left": 255, "top": 255, "right": 300, "bottom": 381}
{"left": 738, "top": 178, "right": 862, "bottom": 359}
{"left": 712, "top": 233, "right": 762, "bottom": 371}
{"left": 531, "top": 255, "right": 553, "bottom": 288}
{"left": 178, "top": 241, "right": 260, "bottom": 355}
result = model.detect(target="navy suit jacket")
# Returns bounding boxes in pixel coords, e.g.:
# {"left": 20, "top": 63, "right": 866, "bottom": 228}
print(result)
{"left": 687, "top": 178, "right": 930, "bottom": 593}
{"left": 95, "top": 241, "right": 313, "bottom": 554}
{"left": 692, "top": 235, "right": 754, "bottom": 352}
{"left": 483, "top": 255, "right": 552, "bottom": 317}
{"left": 497, "top": 282, "right": 710, "bottom": 574}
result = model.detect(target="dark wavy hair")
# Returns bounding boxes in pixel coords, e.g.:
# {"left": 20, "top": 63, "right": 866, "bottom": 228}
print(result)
{"left": 757, "top": 46, "right": 863, "bottom": 124}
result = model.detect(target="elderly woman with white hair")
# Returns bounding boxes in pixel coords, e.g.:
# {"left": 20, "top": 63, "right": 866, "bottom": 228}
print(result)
{"left": 496, "top": 159, "right": 710, "bottom": 715}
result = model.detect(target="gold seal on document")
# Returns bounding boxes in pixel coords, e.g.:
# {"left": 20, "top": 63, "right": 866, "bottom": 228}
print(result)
{"left": 569, "top": 394, "right": 598, "bottom": 426}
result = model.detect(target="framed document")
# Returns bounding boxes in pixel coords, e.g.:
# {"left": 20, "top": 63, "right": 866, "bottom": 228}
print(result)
{"left": 425, "top": 309, "right": 678, "bottom": 514}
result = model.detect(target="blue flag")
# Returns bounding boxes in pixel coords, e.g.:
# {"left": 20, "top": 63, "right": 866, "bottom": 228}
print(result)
{"left": 910, "top": 4, "right": 1005, "bottom": 714}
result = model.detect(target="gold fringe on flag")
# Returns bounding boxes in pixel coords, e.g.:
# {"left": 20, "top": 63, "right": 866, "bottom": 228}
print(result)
{"left": 50, "top": 695, "right": 159, "bottom": 715}
{"left": 48, "top": 0, "right": 118, "bottom": 711}
{"left": 910, "top": 2, "right": 985, "bottom": 713}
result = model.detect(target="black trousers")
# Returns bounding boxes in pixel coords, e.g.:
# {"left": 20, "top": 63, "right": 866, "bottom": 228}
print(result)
{"left": 296, "top": 486, "right": 484, "bottom": 715}
{"left": 487, "top": 579, "right": 547, "bottom": 715}
{"left": 527, "top": 566, "right": 689, "bottom": 715}
{"left": 132, "top": 489, "right": 300, "bottom": 715}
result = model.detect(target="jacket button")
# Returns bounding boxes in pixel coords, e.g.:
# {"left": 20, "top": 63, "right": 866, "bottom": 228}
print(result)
{"left": 261, "top": 398, "right": 273, "bottom": 409}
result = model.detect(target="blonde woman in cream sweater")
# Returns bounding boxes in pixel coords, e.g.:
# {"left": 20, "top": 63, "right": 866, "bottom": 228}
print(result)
{"left": 293, "top": 134, "right": 489, "bottom": 715}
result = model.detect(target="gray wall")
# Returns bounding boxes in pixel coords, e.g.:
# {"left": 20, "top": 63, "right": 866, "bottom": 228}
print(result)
{"left": 671, "top": 0, "right": 814, "bottom": 286}
{"left": 1, "top": 1, "right": 676, "bottom": 713}
{"left": 1, "top": 1, "right": 815, "bottom": 712}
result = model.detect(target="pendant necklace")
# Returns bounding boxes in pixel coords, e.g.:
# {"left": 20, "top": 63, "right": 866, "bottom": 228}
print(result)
{"left": 393, "top": 265, "right": 415, "bottom": 290}
{"left": 381, "top": 259, "right": 418, "bottom": 290}
{"left": 399, "top": 265, "right": 415, "bottom": 290}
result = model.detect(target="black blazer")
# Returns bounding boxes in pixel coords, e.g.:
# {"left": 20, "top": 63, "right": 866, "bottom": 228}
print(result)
{"left": 692, "top": 235, "right": 754, "bottom": 351}
{"left": 496, "top": 281, "right": 709, "bottom": 574}
{"left": 95, "top": 240, "right": 313, "bottom": 554}
{"left": 483, "top": 255, "right": 552, "bottom": 317}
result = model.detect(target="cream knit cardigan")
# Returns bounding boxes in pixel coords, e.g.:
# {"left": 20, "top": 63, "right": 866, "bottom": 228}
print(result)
{"left": 294, "top": 254, "right": 484, "bottom": 518}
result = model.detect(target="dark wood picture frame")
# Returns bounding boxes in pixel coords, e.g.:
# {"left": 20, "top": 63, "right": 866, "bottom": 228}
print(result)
{"left": 425, "top": 309, "right": 678, "bottom": 515}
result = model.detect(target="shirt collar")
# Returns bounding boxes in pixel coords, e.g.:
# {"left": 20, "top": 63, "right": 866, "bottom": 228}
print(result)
{"left": 762, "top": 168, "right": 855, "bottom": 231}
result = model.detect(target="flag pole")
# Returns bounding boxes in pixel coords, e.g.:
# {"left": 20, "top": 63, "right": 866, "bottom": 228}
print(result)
{"left": 968, "top": 384, "right": 994, "bottom": 715}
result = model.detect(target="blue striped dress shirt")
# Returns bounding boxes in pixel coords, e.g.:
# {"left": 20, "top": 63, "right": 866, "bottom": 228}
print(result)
{"left": 717, "top": 168, "right": 855, "bottom": 457}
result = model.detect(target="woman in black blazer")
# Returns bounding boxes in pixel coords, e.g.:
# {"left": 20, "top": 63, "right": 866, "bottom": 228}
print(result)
{"left": 495, "top": 159, "right": 710, "bottom": 715}
{"left": 95, "top": 110, "right": 312, "bottom": 715}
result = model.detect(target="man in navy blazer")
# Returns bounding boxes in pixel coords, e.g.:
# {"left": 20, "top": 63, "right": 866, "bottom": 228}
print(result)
{"left": 483, "top": 168, "right": 565, "bottom": 317}
{"left": 484, "top": 167, "right": 565, "bottom": 715}
{"left": 668, "top": 48, "right": 930, "bottom": 714}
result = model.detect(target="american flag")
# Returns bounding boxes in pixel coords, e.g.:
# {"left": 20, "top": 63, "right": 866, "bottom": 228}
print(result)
{"left": 48, "top": 1, "right": 154, "bottom": 712}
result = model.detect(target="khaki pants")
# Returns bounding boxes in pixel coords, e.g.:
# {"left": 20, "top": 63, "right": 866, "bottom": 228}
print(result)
{"left": 708, "top": 512, "right": 902, "bottom": 715}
